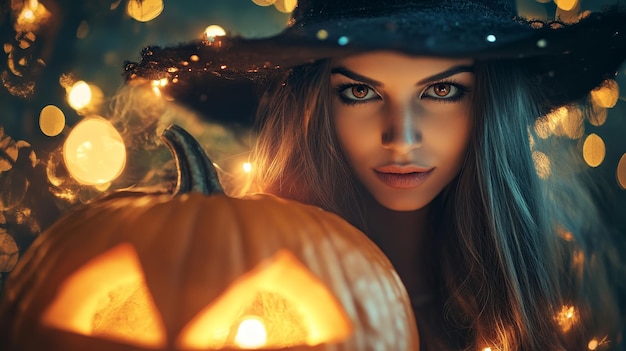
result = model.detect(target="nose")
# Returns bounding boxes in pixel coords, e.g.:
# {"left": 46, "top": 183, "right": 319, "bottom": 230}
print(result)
{"left": 381, "top": 104, "right": 422, "bottom": 153}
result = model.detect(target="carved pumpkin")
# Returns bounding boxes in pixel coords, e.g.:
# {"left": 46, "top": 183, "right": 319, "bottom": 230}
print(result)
{"left": 0, "top": 125, "right": 419, "bottom": 351}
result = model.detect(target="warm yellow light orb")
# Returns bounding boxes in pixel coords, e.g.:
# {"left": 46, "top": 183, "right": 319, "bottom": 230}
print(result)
{"left": 16, "top": 0, "right": 49, "bottom": 30}
{"left": 63, "top": 117, "right": 126, "bottom": 185}
{"left": 590, "top": 79, "right": 619, "bottom": 108}
{"left": 204, "top": 25, "right": 226, "bottom": 38}
{"left": 39, "top": 105, "right": 65, "bottom": 136}
{"left": 251, "top": 0, "right": 277, "bottom": 6}
{"left": 274, "top": 0, "right": 297, "bottom": 13}
{"left": 127, "top": 0, "right": 164, "bottom": 22}
{"left": 242, "top": 162, "right": 252, "bottom": 173}
{"left": 582, "top": 133, "right": 605, "bottom": 168}
{"left": 21, "top": 9, "right": 34, "bottom": 20}
{"left": 234, "top": 317, "right": 267, "bottom": 349}
{"left": 617, "top": 154, "right": 626, "bottom": 190}
{"left": 554, "top": 0, "right": 578, "bottom": 11}
{"left": 67, "top": 81, "right": 92, "bottom": 110}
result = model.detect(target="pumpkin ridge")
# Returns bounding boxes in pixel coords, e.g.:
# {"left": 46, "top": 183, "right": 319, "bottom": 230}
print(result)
{"left": 306, "top": 210, "right": 362, "bottom": 348}
{"left": 311, "top": 208, "right": 418, "bottom": 350}
{"left": 167, "top": 193, "right": 217, "bottom": 337}
{"left": 174, "top": 194, "right": 229, "bottom": 331}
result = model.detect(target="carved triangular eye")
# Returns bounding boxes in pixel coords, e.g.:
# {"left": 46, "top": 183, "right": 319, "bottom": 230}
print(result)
{"left": 177, "top": 250, "right": 352, "bottom": 349}
{"left": 41, "top": 243, "right": 167, "bottom": 348}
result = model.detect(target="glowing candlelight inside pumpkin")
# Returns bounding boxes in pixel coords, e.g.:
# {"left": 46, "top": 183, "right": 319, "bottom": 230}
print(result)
{"left": 42, "top": 244, "right": 166, "bottom": 348}
{"left": 41, "top": 245, "right": 351, "bottom": 349}
{"left": 63, "top": 117, "right": 126, "bottom": 185}
{"left": 234, "top": 316, "right": 267, "bottom": 348}
{"left": 178, "top": 250, "right": 351, "bottom": 349}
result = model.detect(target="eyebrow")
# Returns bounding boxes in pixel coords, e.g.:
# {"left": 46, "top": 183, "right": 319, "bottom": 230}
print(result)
{"left": 330, "top": 65, "right": 475, "bottom": 86}
{"left": 418, "top": 65, "right": 474, "bottom": 84}
{"left": 331, "top": 67, "right": 383, "bottom": 87}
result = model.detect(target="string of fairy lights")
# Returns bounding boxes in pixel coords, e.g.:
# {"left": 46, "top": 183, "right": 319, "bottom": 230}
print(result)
{"left": 0, "top": 1, "right": 624, "bottom": 350}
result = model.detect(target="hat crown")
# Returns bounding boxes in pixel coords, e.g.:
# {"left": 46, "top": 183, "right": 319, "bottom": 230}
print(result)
{"left": 292, "top": 0, "right": 518, "bottom": 23}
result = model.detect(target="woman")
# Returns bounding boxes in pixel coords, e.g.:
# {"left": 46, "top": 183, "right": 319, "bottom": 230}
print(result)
{"left": 248, "top": 52, "right": 621, "bottom": 351}
{"left": 125, "top": 0, "right": 626, "bottom": 349}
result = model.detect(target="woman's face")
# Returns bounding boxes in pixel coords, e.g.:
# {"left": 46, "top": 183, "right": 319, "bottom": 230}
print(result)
{"left": 331, "top": 52, "right": 474, "bottom": 211}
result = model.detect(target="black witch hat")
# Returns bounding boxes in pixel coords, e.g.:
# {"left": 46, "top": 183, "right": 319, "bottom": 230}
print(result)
{"left": 123, "top": 0, "right": 626, "bottom": 125}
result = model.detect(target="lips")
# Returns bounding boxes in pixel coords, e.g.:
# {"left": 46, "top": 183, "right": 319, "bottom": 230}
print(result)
{"left": 374, "top": 165, "right": 434, "bottom": 189}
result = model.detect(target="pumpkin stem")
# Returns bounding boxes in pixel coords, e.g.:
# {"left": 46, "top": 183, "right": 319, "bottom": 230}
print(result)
{"left": 160, "top": 124, "right": 224, "bottom": 195}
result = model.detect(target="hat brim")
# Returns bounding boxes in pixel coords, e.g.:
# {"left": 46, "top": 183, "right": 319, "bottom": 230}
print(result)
{"left": 124, "top": 6, "right": 626, "bottom": 123}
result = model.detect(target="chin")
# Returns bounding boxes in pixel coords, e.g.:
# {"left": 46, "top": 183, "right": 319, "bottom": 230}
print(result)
{"left": 375, "top": 195, "right": 432, "bottom": 212}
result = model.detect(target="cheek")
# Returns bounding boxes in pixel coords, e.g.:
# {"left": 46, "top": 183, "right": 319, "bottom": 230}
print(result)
{"left": 423, "top": 109, "right": 472, "bottom": 162}
{"left": 333, "top": 109, "right": 379, "bottom": 161}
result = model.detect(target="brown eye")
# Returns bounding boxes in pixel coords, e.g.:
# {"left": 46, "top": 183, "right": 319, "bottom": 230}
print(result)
{"left": 337, "top": 84, "right": 379, "bottom": 103}
{"left": 433, "top": 83, "right": 451, "bottom": 97}
{"left": 351, "top": 85, "right": 370, "bottom": 99}
{"left": 422, "top": 83, "right": 464, "bottom": 101}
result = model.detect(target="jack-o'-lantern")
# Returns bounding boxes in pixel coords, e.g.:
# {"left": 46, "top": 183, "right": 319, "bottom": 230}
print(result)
{"left": 0, "top": 125, "right": 419, "bottom": 351}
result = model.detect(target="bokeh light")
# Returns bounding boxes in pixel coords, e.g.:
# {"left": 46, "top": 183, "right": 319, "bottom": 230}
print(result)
{"left": 582, "top": 133, "right": 606, "bottom": 168}
{"left": 67, "top": 81, "right": 92, "bottom": 110}
{"left": 554, "top": 0, "right": 579, "bottom": 11}
{"left": 534, "top": 106, "right": 583, "bottom": 139}
{"left": 204, "top": 25, "right": 227, "bottom": 39}
{"left": 242, "top": 162, "right": 252, "bottom": 173}
{"left": 126, "top": 0, "right": 164, "bottom": 22}
{"left": 16, "top": 0, "right": 50, "bottom": 30}
{"left": 63, "top": 117, "right": 126, "bottom": 185}
{"left": 617, "top": 153, "right": 626, "bottom": 190}
{"left": 252, "top": 0, "right": 277, "bottom": 6}
{"left": 587, "top": 105, "right": 608, "bottom": 127}
{"left": 273, "top": 0, "right": 297, "bottom": 13}
{"left": 590, "top": 80, "right": 619, "bottom": 108}
{"left": 556, "top": 305, "right": 578, "bottom": 332}
{"left": 316, "top": 29, "right": 328, "bottom": 40}
{"left": 39, "top": 105, "right": 65, "bottom": 137}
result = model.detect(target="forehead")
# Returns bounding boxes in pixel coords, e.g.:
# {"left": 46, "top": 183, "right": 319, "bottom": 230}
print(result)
{"left": 332, "top": 51, "right": 474, "bottom": 82}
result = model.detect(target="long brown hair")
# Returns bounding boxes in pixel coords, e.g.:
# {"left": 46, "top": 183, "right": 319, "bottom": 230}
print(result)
{"left": 245, "top": 57, "right": 623, "bottom": 350}
{"left": 246, "top": 61, "right": 366, "bottom": 225}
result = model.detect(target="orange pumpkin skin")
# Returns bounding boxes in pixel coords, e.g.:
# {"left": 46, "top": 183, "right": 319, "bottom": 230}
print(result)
{"left": 0, "top": 191, "right": 419, "bottom": 351}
